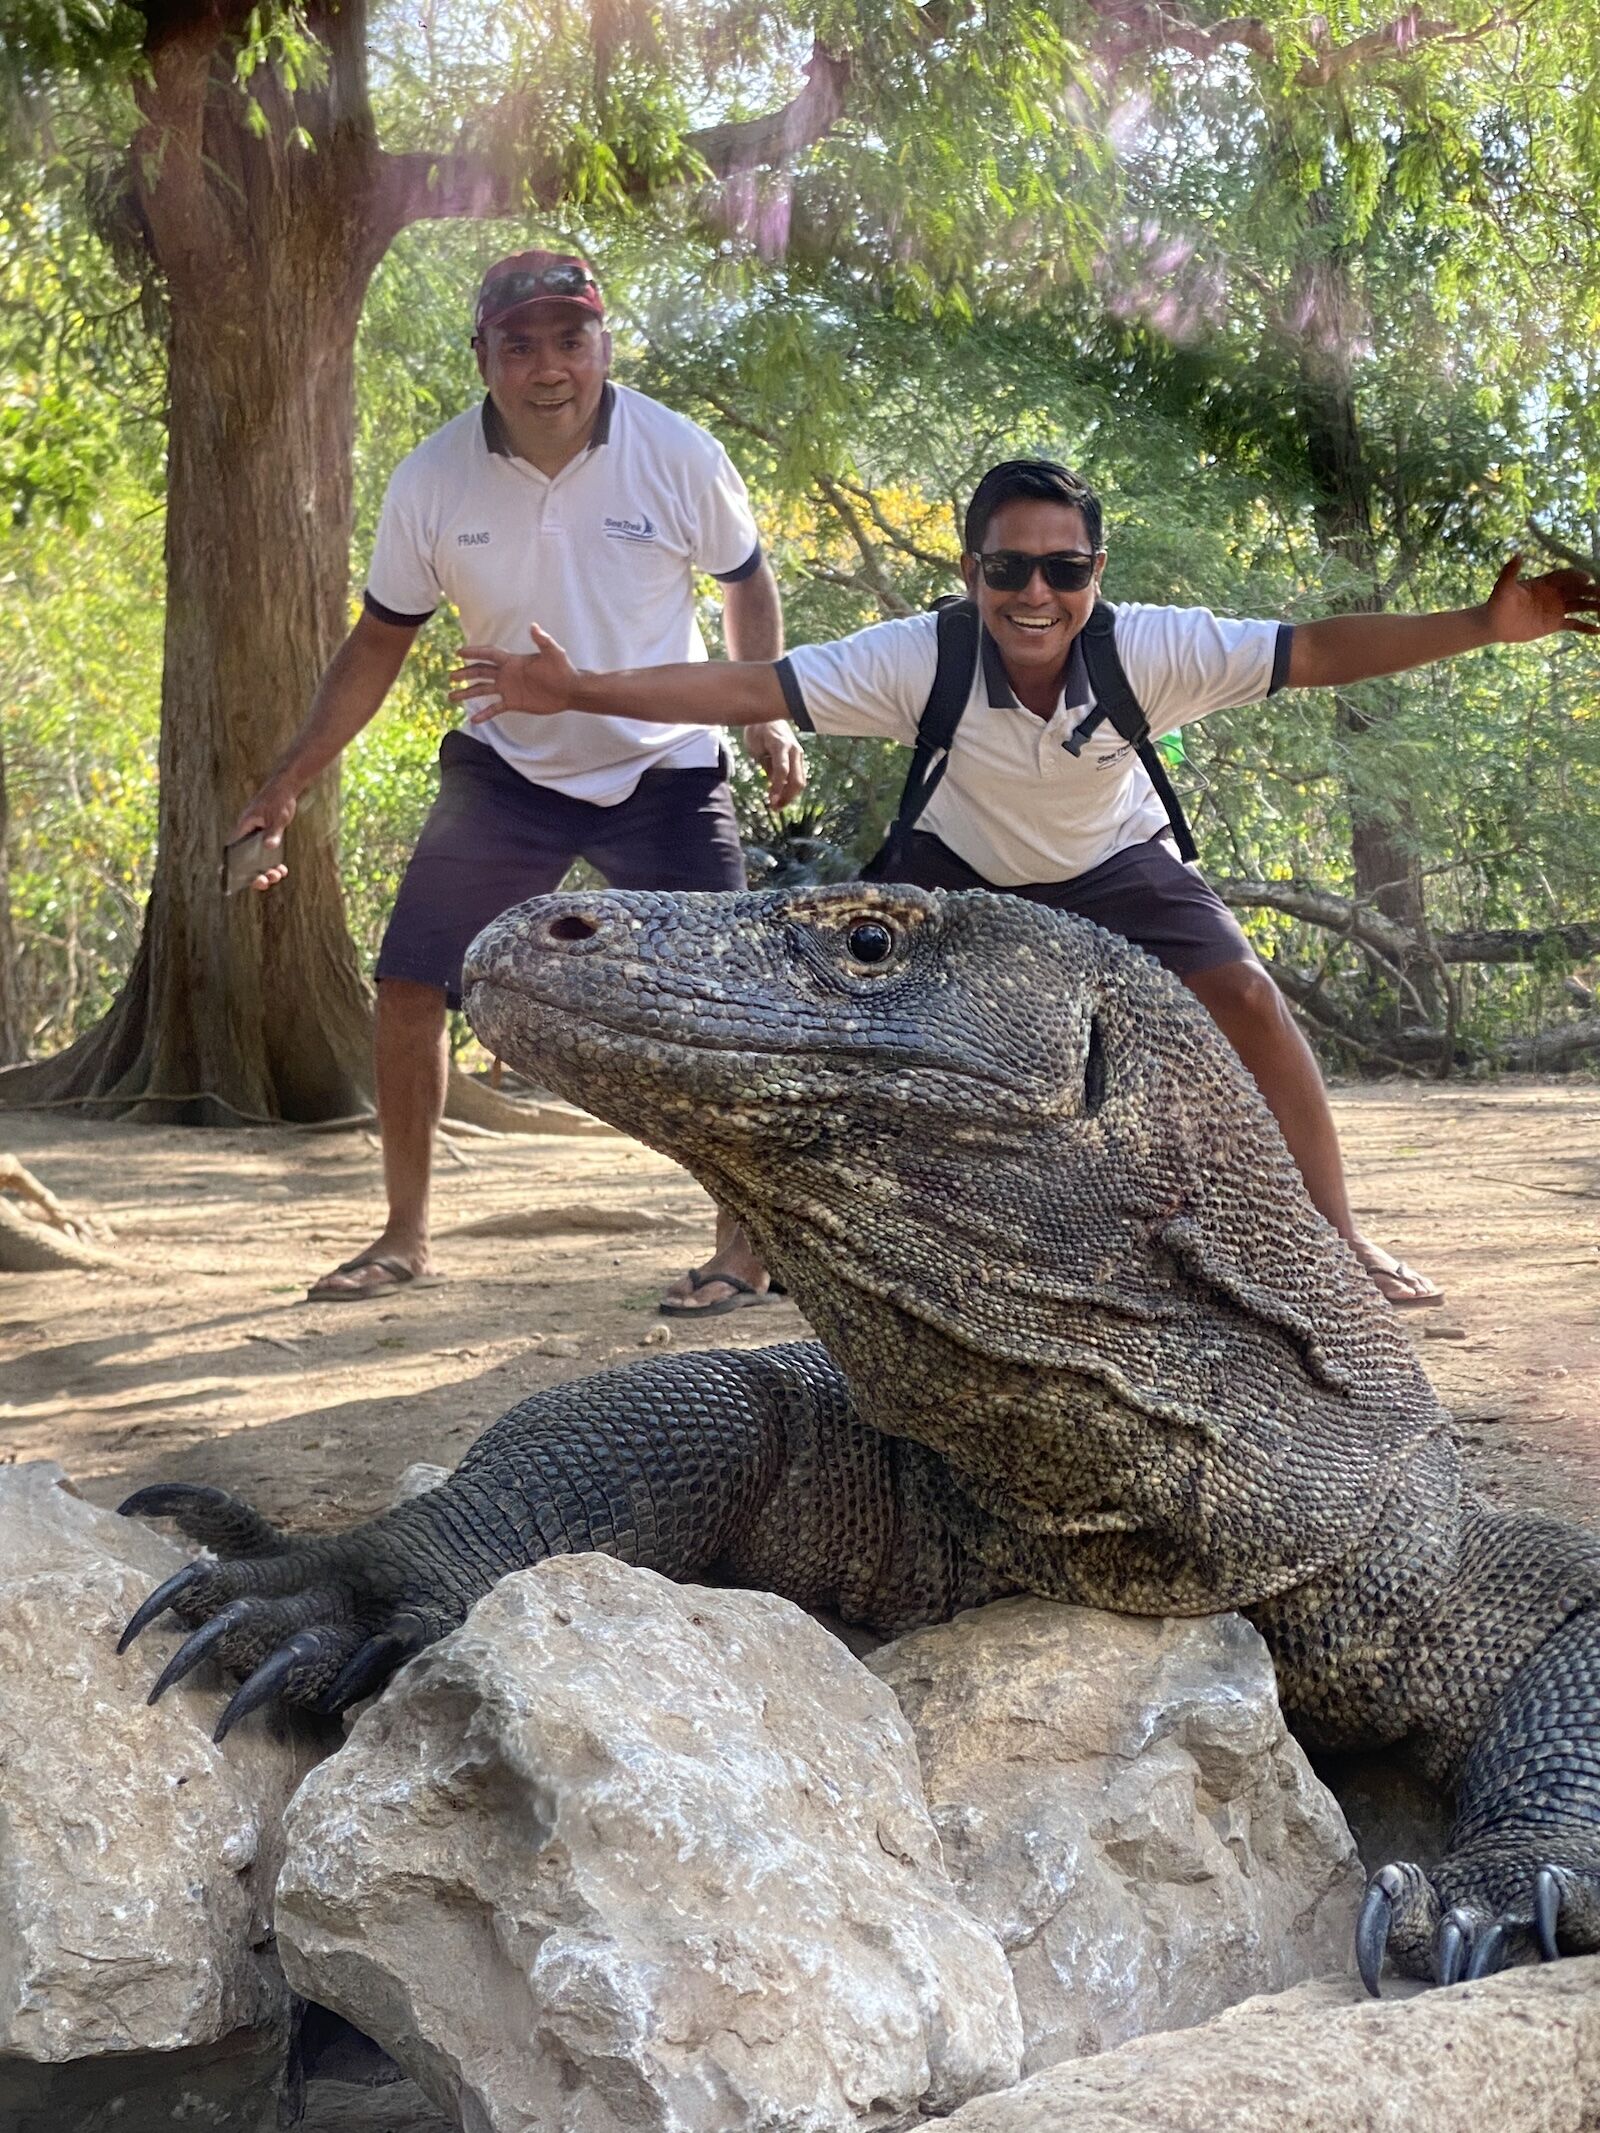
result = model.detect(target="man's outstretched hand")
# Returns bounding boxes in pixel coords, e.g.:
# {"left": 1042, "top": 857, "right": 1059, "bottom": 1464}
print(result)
{"left": 743, "top": 722, "right": 808, "bottom": 811}
{"left": 447, "top": 627, "right": 808, "bottom": 812}
{"left": 1483, "top": 556, "right": 1600, "bottom": 644}
{"left": 450, "top": 624, "right": 579, "bottom": 722}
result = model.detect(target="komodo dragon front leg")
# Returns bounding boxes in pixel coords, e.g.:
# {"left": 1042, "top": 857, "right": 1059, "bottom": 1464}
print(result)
{"left": 118, "top": 1342, "right": 1005, "bottom": 1740}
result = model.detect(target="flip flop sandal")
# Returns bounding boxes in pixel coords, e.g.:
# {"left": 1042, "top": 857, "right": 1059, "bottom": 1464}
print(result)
{"left": 658, "top": 1269, "right": 783, "bottom": 1318}
{"left": 1365, "top": 1259, "right": 1445, "bottom": 1310}
{"left": 305, "top": 1254, "right": 444, "bottom": 1304}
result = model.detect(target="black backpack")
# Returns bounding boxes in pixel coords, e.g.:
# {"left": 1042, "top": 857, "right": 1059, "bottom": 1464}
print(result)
{"left": 861, "top": 598, "right": 1196, "bottom": 883}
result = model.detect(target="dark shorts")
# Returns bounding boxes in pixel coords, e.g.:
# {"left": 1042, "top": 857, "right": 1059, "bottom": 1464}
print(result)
{"left": 894, "top": 829, "right": 1255, "bottom": 980}
{"left": 376, "top": 731, "right": 747, "bottom": 1006}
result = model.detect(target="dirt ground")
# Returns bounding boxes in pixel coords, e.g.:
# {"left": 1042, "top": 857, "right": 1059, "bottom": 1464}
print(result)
{"left": 2, "top": 1079, "right": 1598, "bottom": 1538}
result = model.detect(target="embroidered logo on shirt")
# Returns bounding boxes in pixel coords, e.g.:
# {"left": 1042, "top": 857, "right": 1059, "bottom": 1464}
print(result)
{"left": 603, "top": 513, "right": 658, "bottom": 542}
{"left": 1093, "top": 744, "right": 1133, "bottom": 767}
{"left": 457, "top": 531, "right": 491, "bottom": 546}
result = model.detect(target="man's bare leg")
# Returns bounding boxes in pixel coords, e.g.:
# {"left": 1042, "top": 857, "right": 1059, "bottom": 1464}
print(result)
{"left": 308, "top": 977, "right": 449, "bottom": 1301}
{"left": 1186, "top": 958, "right": 1442, "bottom": 1305}
{"left": 658, "top": 1207, "right": 778, "bottom": 1315}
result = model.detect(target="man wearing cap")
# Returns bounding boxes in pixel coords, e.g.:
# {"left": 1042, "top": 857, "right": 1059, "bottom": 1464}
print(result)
{"left": 231, "top": 250, "right": 803, "bottom": 1305}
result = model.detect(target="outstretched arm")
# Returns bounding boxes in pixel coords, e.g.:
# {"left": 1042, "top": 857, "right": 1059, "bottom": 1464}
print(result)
{"left": 1286, "top": 557, "right": 1599, "bottom": 690}
{"left": 448, "top": 625, "right": 790, "bottom": 728}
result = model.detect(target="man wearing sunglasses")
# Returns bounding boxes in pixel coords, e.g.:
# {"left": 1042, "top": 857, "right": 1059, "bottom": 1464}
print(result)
{"left": 228, "top": 248, "right": 803, "bottom": 1307}
{"left": 448, "top": 455, "right": 1600, "bottom": 1315}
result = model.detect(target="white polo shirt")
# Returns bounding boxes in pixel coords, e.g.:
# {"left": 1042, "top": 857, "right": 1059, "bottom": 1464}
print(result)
{"left": 364, "top": 383, "right": 762, "bottom": 803}
{"left": 776, "top": 603, "right": 1292, "bottom": 886}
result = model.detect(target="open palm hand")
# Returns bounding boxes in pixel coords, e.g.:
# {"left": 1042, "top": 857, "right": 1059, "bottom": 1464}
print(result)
{"left": 1484, "top": 556, "right": 1600, "bottom": 645}
{"left": 449, "top": 624, "right": 579, "bottom": 721}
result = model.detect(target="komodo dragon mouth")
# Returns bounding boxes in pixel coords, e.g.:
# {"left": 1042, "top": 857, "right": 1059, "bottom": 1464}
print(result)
{"left": 117, "top": 883, "right": 1600, "bottom": 1992}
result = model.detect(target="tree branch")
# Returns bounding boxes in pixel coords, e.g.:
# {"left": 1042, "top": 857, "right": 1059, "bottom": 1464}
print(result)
{"left": 1498, "top": 1017, "right": 1600, "bottom": 1070}
{"left": 380, "top": 42, "right": 850, "bottom": 237}
{"left": 836, "top": 477, "right": 961, "bottom": 575}
{"left": 686, "top": 44, "right": 851, "bottom": 180}
{"left": 1528, "top": 521, "right": 1600, "bottom": 578}
{"left": 1434, "top": 922, "right": 1600, "bottom": 966}
{"left": 1213, "top": 876, "right": 1417, "bottom": 963}
{"left": 1087, "top": 0, "right": 1541, "bottom": 83}
{"left": 813, "top": 474, "right": 916, "bottom": 615}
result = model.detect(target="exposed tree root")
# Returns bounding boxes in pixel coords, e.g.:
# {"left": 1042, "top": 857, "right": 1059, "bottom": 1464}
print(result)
{"left": 0, "top": 1156, "right": 120, "bottom": 1273}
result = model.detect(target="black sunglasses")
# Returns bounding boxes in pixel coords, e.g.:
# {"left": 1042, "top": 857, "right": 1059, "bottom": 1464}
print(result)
{"left": 976, "top": 549, "right": 1099, "bottom": 593}
{"left": 479, "top": 263, "right": 599, "bottom": 316}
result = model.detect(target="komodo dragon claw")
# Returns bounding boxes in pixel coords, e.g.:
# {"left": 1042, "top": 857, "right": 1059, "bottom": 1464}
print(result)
{"left": 316, "top": 1626, "right": 427, "bottom": 1715}
{"left": 1533, "top": 1864, "right": 1600, "bottom": 1962}
{"left": 1357, "top": 1863, "right": 1436, "bottom": 1994}
{"left": 214, "top": 1632, "right": 355, "bottom": 1743}
{"left": 118, "top": 1561, "right": 216, "bottom": 1652}
{"left": 118, "top": 1482, "right": 285, "bottom": 1556}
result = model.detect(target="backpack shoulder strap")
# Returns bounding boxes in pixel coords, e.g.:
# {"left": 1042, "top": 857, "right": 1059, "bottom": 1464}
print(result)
{"left": 1076, "top": 601, "right": 1199, "bottom": 863}
{"left": 1076, "top": 601, "right": 1150, "bottom": 749}
{"left": 890, "top": 597, "right": 980, "bottom": 839}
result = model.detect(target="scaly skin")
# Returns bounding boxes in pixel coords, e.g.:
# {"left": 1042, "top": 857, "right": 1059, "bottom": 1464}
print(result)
{"left": 122, "top": 884, "right": 1600, "bottom": 1988}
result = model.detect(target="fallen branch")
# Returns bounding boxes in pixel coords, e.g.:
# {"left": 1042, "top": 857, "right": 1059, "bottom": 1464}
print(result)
{"left": 1496, "top": 1017, "right": 1600, "bottom": 1071}
{"left": 1265, "top": 965, "right": 1600, "bottom": 1075}
{"left": 1215, "top": 879, "right": 1600, "bottom": 967}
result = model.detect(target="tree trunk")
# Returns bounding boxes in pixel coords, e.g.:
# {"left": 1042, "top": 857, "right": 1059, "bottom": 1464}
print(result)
{"left": 0, "top": 1, "right": 388, "bottom": 1124}
{"left": 1290, "top": 207, "right": 1435, "bottom": 1025}
{"left": 0, "top": 727, "right": 23, "bottom": 1065}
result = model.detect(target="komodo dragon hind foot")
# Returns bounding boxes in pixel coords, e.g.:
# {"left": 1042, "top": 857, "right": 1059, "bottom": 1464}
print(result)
{"left": 1358, "top": 1600, "right": 1600, "bottom": 1991}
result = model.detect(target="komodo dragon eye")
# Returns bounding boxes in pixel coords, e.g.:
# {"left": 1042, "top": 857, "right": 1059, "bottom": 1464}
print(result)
{"left": 845, "top": 920, "right": 897, "bottom": 966}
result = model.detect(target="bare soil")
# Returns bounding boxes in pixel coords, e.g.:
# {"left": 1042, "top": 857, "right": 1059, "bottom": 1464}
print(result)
{"left": 2, "top": 1079, "right": 1598, "bottom": 1537}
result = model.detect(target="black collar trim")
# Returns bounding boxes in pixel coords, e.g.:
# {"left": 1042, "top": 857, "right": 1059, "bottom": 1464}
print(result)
{"left": 480, "top": 380, "right": 616, "bottom": 461}
{"left": 482, "top": 394, "right": 512, "bottom": 458}
{"left": 980, "top": 625, "right": 1016, "bottom": 707}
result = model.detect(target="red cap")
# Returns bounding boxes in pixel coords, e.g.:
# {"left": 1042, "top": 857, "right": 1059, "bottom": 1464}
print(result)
{"left": 474, "top": 251, "right": 605, "bottom": 333}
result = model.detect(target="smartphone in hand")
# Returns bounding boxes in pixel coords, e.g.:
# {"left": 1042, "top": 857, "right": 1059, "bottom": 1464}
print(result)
{"left": 220, "top": 829, "right": 278, "bottom": 897}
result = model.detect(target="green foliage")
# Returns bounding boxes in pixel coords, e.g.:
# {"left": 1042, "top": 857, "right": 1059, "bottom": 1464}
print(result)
{"left": 3, "top": 0, "right": 1599, "bottom": 1072}
{"left": 2, "top": 472, "right": 163, "bottom": 1048}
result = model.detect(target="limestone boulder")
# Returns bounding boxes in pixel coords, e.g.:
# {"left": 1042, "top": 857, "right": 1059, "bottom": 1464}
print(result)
{"left": 938, "top": 1960, "right": 1600, "bottom": 2133}
{"left": 390, "top": 1461, "right": 451, "bottom": 1505}
{"left": 276, "top": 1554, "right": 1023, "bottom": 2133}
{"left": 870, "top": 1599, "right": 1364, "bottom": 2071}
{"left": 0, "top": 1463, "right": 325, "bottom": 2132}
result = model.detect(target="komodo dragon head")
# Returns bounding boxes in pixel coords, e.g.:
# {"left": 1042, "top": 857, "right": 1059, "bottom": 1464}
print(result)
{"left": 465, "top": 885, "right": 1443, "bottom": 1601}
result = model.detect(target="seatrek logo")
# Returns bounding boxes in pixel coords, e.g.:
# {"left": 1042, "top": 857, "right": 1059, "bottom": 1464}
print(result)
{"left": 603, "top": 512, "right": 657, "bottom": 543}
{"left": 457, "top": 531, "right": 491, "bottom": 546}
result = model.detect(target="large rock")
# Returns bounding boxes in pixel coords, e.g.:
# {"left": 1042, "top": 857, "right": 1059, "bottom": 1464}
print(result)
{"left": 276, "top": 1554, "right": 1023, "bottom": 2133}
{"left": 0, "top": 1463, "right": 324, "bottom": 2132}
{"left": 938, "top": 1960, "right": 1600, "bottom": 2133}
{"left": 869, "top": 1599, "right": 1363, "bottom": 2071}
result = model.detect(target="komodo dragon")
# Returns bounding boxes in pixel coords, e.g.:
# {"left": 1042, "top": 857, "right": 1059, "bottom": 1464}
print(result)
{"left": 119, "top": 884, "right": 1600, "bottom": 1992}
